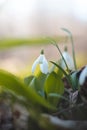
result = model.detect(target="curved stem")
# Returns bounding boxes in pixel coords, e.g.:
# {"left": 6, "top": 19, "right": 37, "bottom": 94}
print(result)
{"left": 61, "top": 28, "right": 77, "bottom": 70}
{"left": 47, "top": 37, "right": 70, "bottom": 73}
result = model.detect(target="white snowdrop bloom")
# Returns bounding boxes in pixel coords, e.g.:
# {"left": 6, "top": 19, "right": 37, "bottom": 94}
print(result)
{"left": 79, "top": 66, "right": 87, "bottom": 85}
{"left": 32, "top": 50, "right": 49, "bottom": 74}
{"left": 61, "top": 51, "right": 75, "bottom": 70}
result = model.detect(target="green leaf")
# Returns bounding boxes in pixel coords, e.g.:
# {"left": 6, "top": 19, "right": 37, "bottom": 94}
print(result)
{"left": 71, "top": 72, "right": 79, "bottom": 90}
{"left": 0, "top": 69, "right": 56, "bottom": 111}
{"left": 37, "top": 72, "right": 47, "bottom": 91}
{"left": 50, "top": 61, "right": 72, "bottom": 87}
{"left": 44, "top": 72, "right": 64, "bottom": 106}
{"left": 29, "top": 77, "right": 41, "bottom": 92}
{"left": 56, "top": 66, "right": 63, "bottom": 77}
{"left": 24, "top": 75, "right": 34, "bottom": 86}
{"left": 48, "top": 93, "right": 69, "bottom": 102}
{"left": 24, "top": 72, "right": 47, "bottom": 97}
{"left": 28, "top": 72, "right": 47, "bottom": 97}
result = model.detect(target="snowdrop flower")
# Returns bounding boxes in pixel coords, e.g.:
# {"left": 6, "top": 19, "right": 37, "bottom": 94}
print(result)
{"left": 32, "top": 50, "right": 49, "bottom": 74}
{"left": 61, "top": 47, "right": 74, "bottom": 70}
{"left": 79, "top": 66, "right": 87, "bottom": 85}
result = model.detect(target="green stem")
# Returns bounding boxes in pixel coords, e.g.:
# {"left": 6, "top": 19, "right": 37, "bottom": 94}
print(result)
{"left": 55, "top": 44, "right": 70, "bottom": 73}
{"left": 47, "top": 37, "right": 70, "bottom": 73}
{"left": 50, "top": 61, "right": 73, "bottom": 88}
{"left": 61, "top": 28, "right": 77, "bottom": 70}
{"left": 70, "top": 33, "right": 77, "bottom": 70}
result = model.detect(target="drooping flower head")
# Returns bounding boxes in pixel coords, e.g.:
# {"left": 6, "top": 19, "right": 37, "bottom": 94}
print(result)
{"left": 61, "top": 47, "right": 75, "bottom": 71}
{"left": 32, "top": 50, "right": 49, "bottom": 74}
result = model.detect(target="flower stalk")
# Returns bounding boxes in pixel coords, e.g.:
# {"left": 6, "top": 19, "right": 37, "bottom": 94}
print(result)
{"left": 61, "top": 28, "right": 77, "bottom": 70}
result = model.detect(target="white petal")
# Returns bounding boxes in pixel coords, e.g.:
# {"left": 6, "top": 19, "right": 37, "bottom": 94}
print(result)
{"left": 62, "top": 52, "right": 74, "bottom": 70}
{"left": 38, "top": 54, "right": 44, "bottom": 64}
{"left": 79, "top": 66, "right": 87, "bottom": 85}
{"left": 61, "top": 59, "right": 66, "bottom": 70}
{"left": 32, "top": 59, "right": 39, "bottom": 73}
{"left": 32, "top": 54, "right": 44, "bottom": 73}
{"left": 40, "top": 56, "right": 49, "bottom": 74}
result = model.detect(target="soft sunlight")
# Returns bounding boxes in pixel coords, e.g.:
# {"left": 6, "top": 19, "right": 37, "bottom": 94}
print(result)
{"left": 0, "top": 0, "right": 87, "bottom": 37}
{"left": 0, "top": 0, "right": 87, "bottom": 21}
{"left": 73, "top": 0, "right": 87, "bottom": 21}
{"left": 3, "top": 0, "right": 36, "bottom": 16}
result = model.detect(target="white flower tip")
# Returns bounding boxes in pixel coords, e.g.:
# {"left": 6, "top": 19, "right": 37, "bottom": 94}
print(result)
{"left": 40, "top": 57, "right": 49, "bottom": 74}
{"left": 32, "top": 58, "right": 39, "bottom": 74}
{"left": 62, "top": 51, "right": 75, "bottom": 70}
{"left": 79, "top": 66, "right": 87, "bottom": 85}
